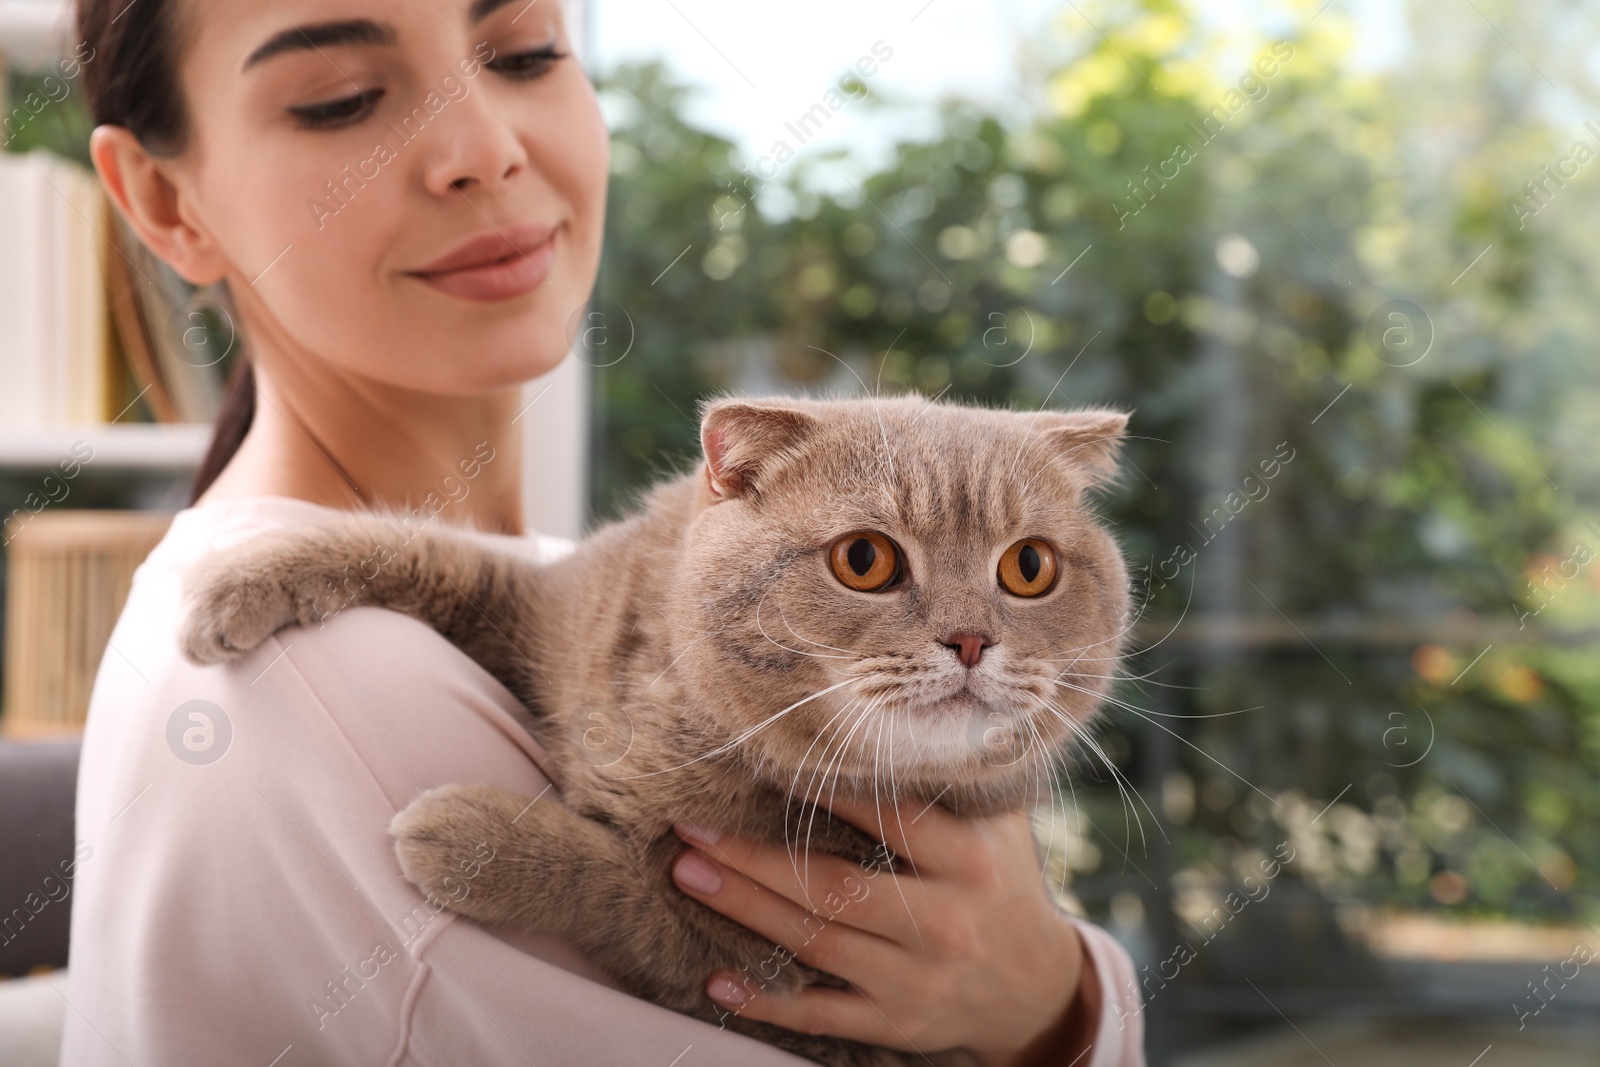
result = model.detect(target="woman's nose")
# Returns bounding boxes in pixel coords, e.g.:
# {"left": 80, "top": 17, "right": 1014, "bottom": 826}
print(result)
{"left": 420, "top": 89, "right": 530, "bottom": 197}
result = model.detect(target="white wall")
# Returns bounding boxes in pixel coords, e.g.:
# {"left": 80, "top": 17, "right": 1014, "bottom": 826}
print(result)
{"left": 521, "top": 0, "right": 592, "bottom": 542}
{"left": 519, "top": 343, "right": 590, "bottom": 541}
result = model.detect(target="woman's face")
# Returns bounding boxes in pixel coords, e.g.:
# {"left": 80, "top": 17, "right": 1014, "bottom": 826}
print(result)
{"left": 169, "top": 0, "right": 608, "bottom": 394}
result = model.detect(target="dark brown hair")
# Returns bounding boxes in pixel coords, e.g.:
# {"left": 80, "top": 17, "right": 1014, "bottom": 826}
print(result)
{"left": 77, "top": 0, "right": 255, "bottom": 505}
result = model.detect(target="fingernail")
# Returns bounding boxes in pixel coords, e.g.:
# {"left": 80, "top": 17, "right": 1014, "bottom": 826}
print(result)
{"left": 707, "top": 973, "right": 748, "bottom": 1006}
{"left": 674, "top": 850, "right": 723, "bottom": 895}
{"left": 675, "top": 820, "right": 722, "bottom": 845}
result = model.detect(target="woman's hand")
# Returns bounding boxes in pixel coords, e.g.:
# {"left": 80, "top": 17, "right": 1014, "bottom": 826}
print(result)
{"left": 668, "top": 796, "right": 1097, "bottom": 1065}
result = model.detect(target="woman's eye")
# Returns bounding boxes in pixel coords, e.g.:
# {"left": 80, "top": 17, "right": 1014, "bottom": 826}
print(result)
{"left": 829, "top": 531, "right": 901, "bottom": 592}
{"left": 998, "top": 538, "right": 1059, "bottom": 597}
{"left": 289, "top": 87, "right": 385, "bottom": 131}
{"left": 489, "top": 44, "right": 569, "bottom": 79}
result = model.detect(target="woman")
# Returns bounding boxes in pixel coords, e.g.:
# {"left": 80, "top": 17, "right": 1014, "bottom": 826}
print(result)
{"left": 63, "top": 0, "right": 1145, "bottom": 1063}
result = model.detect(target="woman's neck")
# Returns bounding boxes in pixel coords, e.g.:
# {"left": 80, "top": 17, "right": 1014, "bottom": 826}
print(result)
{"left": 197, "top": 360, "right": 528, "bottom": 537}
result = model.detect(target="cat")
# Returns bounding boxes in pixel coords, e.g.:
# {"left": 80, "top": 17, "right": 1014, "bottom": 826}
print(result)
{"left": 179, "top": 392, "right": 1133, "bottom": 1066}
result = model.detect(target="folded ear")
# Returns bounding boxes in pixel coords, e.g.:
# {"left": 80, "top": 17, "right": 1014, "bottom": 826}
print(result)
{"left": 698, "top": 396, "right": 820, "bottom": 500}
{"left": 1028, "top": 408, "right": 1130, "bottom": 488}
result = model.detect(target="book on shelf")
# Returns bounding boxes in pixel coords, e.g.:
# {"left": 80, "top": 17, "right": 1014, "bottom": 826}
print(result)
{"left": 0, "top": 147, "right": 226, "bottom": 429}
{"left": 0, "top": 149, "right": 112, "bottom": 425}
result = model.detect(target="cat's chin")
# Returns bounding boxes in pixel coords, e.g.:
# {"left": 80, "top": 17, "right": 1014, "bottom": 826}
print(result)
{"left": 814, "top": 695, "right": 1053, "bottom": 780}
{"left": 914, "top": 690, "right": 985, "bottom": 713}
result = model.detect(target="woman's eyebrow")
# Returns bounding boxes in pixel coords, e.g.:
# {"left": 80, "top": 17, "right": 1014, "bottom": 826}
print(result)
{"left": 242, "top": 1, "right": 528, "bottom": 73}
{"left": 243, "top": 20, "right": 397, "bottom": 71}
{"left": 467, "top": 0, "right": 529, "bottom": 22}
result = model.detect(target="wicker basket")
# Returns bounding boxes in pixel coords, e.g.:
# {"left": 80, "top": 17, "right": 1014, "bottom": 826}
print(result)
{"left": 3, "top": 511, "right": 174, "bottom": 737}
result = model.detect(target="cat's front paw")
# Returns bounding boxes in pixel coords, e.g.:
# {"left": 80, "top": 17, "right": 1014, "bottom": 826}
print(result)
{"left": 178, "top": 531, "right": 329, "bottom": 664}
{"left": 391, "top": 784, "right": 530, "bottom": 922}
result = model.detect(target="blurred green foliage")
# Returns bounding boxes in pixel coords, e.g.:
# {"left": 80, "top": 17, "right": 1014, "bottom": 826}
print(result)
{"left": 590, "top": 0, "right": 1600, "bottom": 952}
{"left": 2, "top": 71, "right": 94, "bottom": 167}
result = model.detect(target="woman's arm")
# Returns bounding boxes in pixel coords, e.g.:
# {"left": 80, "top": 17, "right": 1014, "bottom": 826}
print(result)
{"left": 667, "top": 796, "right": 1145, "bottom": 1065}
{"left": 1007, "top": 920, "right": 1102, "bottom": 1067}
{"left": 67, "top": 587, "right": 814, "bottom": 1067}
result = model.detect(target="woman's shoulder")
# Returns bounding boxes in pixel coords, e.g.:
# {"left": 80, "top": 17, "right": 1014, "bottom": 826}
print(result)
{"left": 85, "top": 497, "right": 560, "bottom": 816}
{"left": 134, "top": 496, "right": 538, "bottom": 703}
{"left": 204, "top": 605, "right": 555, "bottom": 808}
{"left": 66, "top": 505, "right": 571, "bottom": 1066}
{"left": 145, "top": 494, "right": 574, "bottom": 569}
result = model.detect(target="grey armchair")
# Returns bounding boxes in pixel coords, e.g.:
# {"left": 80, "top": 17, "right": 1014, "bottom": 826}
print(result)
{"left": 0, "top": 738, "right": 79, "bottom": 977}
{"left": 0, "top": 738, "right": 80, "bottom": 1066}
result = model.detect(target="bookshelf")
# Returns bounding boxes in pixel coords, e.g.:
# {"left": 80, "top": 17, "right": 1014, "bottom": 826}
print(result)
{"left": 0, "top": 423, "right": 211, "bottom": 468}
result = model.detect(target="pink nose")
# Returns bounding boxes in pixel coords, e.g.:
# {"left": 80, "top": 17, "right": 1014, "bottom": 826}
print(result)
{"left": 941, "top": 631, "right": 994, "bottom": 669}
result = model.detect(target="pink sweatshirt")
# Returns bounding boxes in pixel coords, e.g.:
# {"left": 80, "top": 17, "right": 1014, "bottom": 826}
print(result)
{"left": 61, "top": 495, "right": 1145, "bottom": 1066}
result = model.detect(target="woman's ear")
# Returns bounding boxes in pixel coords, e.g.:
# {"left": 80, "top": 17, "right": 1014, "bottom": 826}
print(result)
{"left": 89, "top": 124, "right": 230, "bottom": 286}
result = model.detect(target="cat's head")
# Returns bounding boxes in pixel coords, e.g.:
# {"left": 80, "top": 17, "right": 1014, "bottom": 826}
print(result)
{"left": 669, "top": 392, "right": 1132, "bottom": 812}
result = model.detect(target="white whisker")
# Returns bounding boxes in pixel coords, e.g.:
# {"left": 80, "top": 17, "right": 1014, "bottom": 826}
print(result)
{"left": 1055, "top": 678, "right": 1281, "bottom": 808}
{"left": 793, "top": 693, "right": 873, "bottom": 887}
{"left": 754, "top": 583, "right": 854, "bottom": 660}
{"left": 774, "top": 602, "right": 867, "bottom": 657}
{"left": 1036, "top": 694, "right": 1166, "bottom": 850}
{"left": 877, "top": 704, "right": 925, "bottom": 947}
{"left": 620, "top": 676, "right": 858, "bottom": 779}
{"left": 785, "top": 696, "right": 865, "bottom": 877}
{"left": 806, "top": 694, "right": 879, "bottom": 899}
{"left": 1116, "top": 566, "right": 1199, "bottom": 661}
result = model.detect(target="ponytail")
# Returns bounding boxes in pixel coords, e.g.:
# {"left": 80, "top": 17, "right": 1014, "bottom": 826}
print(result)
{"left": 188, "top": 355, "right": 254, "bottom": 505}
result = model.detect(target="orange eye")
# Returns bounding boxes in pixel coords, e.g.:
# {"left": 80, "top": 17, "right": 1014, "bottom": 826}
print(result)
{"left": 998, "top": 538, "right": 1058, "bottom": 597}
{"left": 829, "top": 531, "right": 900, "bottom": 592}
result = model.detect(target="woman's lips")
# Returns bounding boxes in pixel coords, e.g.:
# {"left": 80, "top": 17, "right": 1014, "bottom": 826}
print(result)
{"left": 406, "top": 223, "right": 558, "bottom": 302}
